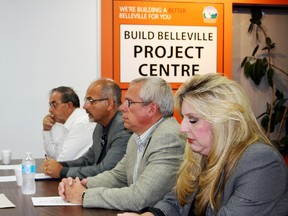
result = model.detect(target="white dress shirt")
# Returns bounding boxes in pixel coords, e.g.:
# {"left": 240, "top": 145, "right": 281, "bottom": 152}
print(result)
{"left": 43, "top": 108, "right": 96, "bottom": 161}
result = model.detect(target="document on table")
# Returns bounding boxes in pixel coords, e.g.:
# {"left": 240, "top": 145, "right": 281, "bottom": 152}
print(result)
{"left": 0, "top": 164, "right": 51, "bottom": 180}
{"left": 0, "top": 173, "right": 51, "bottom": 182}
{"left": 0, "top": 194, "right": 16, "bottom": 208}
{"left": 32, "top": 196, "right": 82, "bottom": 206}
{"left": 0, "top": 175, "right": 16, "bottom": 182}
{"left": 0, "top": 164, "right": 21, "bottom": 170}
{"left": 35, "top": 173, "right": 52, "bottom": 180}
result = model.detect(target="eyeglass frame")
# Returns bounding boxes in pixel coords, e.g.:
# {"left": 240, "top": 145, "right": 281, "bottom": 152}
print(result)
{"left": 123, "top": 98, "right": 149, "bottom": 108}
{"left": 49, "top": 101, "right": 66, "bottom": 109}
{"left": 84, "top": 97, "right": 109, "bottom": 105}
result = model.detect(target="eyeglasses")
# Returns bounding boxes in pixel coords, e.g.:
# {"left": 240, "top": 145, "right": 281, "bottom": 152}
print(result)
{"left": 84, "top": 98, "right": 108, "bottom": 105}
{"left": 49, "top": 101, "right": 65, "bottom": 109}
{"left": 123, "top": 99, "right": 147, "bottom": 108}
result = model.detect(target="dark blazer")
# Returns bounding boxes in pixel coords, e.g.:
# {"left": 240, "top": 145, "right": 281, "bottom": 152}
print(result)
{"left": 60, "top": 111, "right": 132, "bottom": 179}
{"left": 154, "top": 143, "right": 288, "bottom": 216}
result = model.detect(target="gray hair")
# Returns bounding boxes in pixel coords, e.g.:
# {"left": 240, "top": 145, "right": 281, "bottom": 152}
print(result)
{"left": 100, "top": 79, "right": 122, "bottom": 107}
{"left": 131, "top": 77, "right": 174, "bottom": 117}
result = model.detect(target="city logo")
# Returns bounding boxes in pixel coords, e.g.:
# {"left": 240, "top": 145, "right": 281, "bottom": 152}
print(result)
{"left": 203, "top": 6, "right": 218, "bottom": 23}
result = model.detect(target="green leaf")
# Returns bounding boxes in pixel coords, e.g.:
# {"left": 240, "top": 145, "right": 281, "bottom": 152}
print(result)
{"left": 241, "top": 56, "right": 248, "bottom": 68}
{"left": 252, "top": 45, "right": 259, "bottom": 56}
{"left": 256, "top": 30, "right": 260, "bottom": 41}
{"left": 244, "top": 62, "right": 251, "bottom": 78}
{"left": 249, "top": 63, "right": 259, "bottom": 85}
{"left": 266, "top": 37, "right": 272, "bottom": 46}
{"left": 248, "top": 23, "right": 254, "bottom": 33}
{"left": 265, "top": 37, "right": 275, "bottom": 51}
{"left": 270, "top": 43, "right": 275, "bottom": 49}
{"left": 251, "top": 59, "right": 265, "bottom": 85}
{"left": 262, "top": 57, "right": 268, "bottom": 68}
{"left": 275, "top": 89, "right": 284, "bottom": 100}
{"left": 261, "top": 115, "right": 269, "bottom": 132}
{"left": 276, "top": 99, "right": 287, "bottom": 109}
{"left": 259, "top": 60, "right": 266, "bottom": 77}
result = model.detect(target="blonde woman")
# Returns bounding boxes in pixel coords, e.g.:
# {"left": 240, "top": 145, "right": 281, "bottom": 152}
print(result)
{"left": 119, "top": 73, "right": 288, "bottom": 216}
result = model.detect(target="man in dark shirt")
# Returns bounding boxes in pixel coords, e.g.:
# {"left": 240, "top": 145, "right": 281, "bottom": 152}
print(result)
{"left": 41, "top": 78, "right": 132, "bottom": 179}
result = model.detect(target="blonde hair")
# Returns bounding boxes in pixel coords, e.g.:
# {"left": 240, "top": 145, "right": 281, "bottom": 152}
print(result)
{"left": 174, "top": 73, "right": 271, "bottom": 215}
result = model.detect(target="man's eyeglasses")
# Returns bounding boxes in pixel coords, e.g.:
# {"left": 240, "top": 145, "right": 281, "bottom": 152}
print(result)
{"left": 49, "top": 101, "right": 65, "bottom": 109}
{"left": 123, "top": 99, "right": 147, "bottom": 108}
{"left": 84, "top": 98, "right": 108, "bottom": 105}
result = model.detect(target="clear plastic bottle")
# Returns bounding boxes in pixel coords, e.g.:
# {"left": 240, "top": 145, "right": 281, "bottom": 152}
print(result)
{"left": 21, "top": 152, "right": 36, "bottom": 195}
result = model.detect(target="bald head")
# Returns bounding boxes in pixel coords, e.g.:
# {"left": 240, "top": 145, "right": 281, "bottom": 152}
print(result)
{"left": 88, "top": 78, "right": 122, "bottom": 107}
{"left": 83, "top": 78, "right": 122, "bottom": 126}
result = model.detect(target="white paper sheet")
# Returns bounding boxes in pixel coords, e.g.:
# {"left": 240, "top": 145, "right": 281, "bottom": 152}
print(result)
{"left": 0, "top": 164, "right": 21, "bottom": 170}
{"left": 32, "top": 196, "right": 82, "bottom": 206}
{"left": 35, "top": 173, "right": 52, "bottom": 180}
{"left": 0, "top": 194, "right": 16, "bottom": 208}
{"left": 0, "top": 173, "right": 51, "bottom": 182}
{"left": 0, "top": 175, "right": 16, "bottom": 182}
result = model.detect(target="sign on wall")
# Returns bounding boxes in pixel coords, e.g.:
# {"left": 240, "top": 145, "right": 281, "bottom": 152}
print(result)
{"left": 113, "top": 1, "right": 224, "bottom": 88}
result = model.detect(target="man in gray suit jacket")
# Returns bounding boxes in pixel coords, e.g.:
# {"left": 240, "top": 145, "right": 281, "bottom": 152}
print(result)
{"left": 41, "top": 78, "right": 132, "bottom": 179}
{"left": 58, "top": 77, "right": 185, "bottom": 211}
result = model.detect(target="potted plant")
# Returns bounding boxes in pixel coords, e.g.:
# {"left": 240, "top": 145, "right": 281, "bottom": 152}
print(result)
{"left": 240, "top": 7, "right": 288, "bottom": 162}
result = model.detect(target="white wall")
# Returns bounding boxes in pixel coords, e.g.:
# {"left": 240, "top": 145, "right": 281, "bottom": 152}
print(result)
{"left": 0, "top": 0, "right": 100, "bottom": 159}
{"left": 1, "top": 3, "right": 286, "bottom": 160}
{"left": 232, "top": 7, "right": 288, "bottom": 139}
